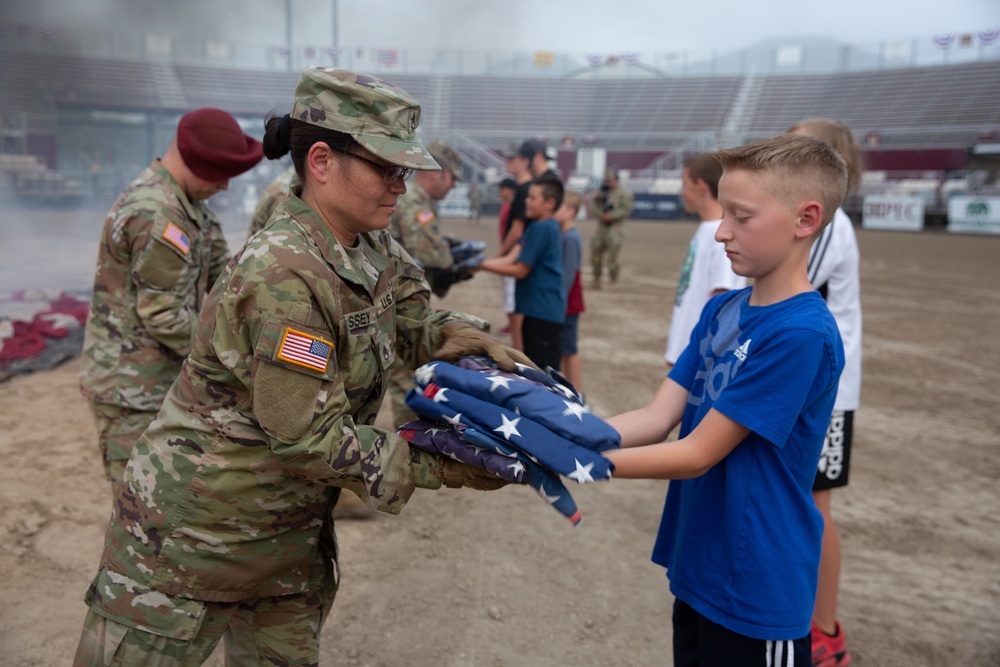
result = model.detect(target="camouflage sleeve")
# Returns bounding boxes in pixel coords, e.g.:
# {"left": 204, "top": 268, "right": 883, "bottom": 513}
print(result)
{"left": 387, "top": 239, "right": 488, "bottom": 372}
{"left": 206, "top": 217, "right": 231, "bottom": 288}
{"left": 248, "top": 197, "right": 279, "bottom": 239}
{"left": 211, "top": 244, "right": 441, "bottom": 513}
{"left": 130, "top": 213, "right": 199, "bottom": 356}
{"left": 392, "top": 210, "right": 454, "bottom": 269}
{"left": 610, "top": 189, "right": 634, "bottom": 220}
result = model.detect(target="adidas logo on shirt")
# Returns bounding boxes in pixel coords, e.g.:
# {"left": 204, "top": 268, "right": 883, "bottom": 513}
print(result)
{"left": 734, "top": 339, "right": 751, "bottom": 361}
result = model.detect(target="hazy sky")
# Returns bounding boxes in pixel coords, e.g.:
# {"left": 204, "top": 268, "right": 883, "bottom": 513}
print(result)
{"left": 6, "top": 0, "right": 999, "bottom": 54}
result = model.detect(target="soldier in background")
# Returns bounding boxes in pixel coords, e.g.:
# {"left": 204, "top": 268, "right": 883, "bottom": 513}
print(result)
{"left": 386, "top": 139, "right": 465, "bottom": 426}
{"left": 589, "top": 166, "right": 634, "bottom": 288}
{"left": 247, "top": 163, "right": 297, "bottom": 238}
{"left": 74, "top": 66, "right": 525, "bottom": 666}
{"left": 79, "top": 107, "right": 262, "bottom": 498}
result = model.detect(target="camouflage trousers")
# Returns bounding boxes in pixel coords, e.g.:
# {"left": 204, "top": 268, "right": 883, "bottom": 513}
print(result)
{"left": 73, "top": 568, "right": 337, "bottom": 667}
{"left": 387, "top": 360, "right": 418, "bottom": 429}
{"left": 591, "top": 222, "right": 626, "bottom": 282}
{"left": 87, "top": 402, "right": 157, "bottom": 498}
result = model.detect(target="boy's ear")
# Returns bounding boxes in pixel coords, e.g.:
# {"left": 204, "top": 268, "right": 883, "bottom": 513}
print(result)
{"left": 795, "top": 201, "right": 823, "bottom": 238}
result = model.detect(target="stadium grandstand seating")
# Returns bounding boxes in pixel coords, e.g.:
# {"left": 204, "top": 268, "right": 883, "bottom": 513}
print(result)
{"left": 1, "top": 45, "right": 998, "bottom": 208}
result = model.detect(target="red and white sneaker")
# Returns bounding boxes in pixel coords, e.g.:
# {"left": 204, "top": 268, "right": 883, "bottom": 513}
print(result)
{"left": 811, "top": 621, "right": 852, "bottom": 667}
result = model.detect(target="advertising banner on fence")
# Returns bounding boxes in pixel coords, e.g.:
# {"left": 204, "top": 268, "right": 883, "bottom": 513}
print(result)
{"left": 862, "top": 195, "right": 925, "bottom": 231}
{"left": 947, "top": 196, "right": 1000, "bottom": 235}
{"left": 630, "top": 194, "right": 684, "bottom": 220}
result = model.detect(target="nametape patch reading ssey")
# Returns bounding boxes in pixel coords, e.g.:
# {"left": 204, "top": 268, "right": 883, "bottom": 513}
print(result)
{"left": 277, "top": 328, "right": 333, "bottom": 372}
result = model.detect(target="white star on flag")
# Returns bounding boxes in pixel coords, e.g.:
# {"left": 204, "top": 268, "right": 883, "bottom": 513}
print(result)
{"left": 432, "top": 388, "right": 450, "bottom": 403}
{"left": 567, "top": 459, "right": 595, "bottom": 483}
{"left": 493, "top": 414, "right": 522, "bottom": 440}
{"left": 414, "top": 364, "right": 436, "bottom": 385}
{"left": 555, "top": 384, "right": 577, "bottom": 399}
{"left": 536, "top": 482, "right": 562, "bottom": 505}
{"left": 507, "top": 460, "right": 526, "bottom": 478}
{"left": 444, "top": 412, "right": 463, "bottom": 426}
{"left": 485, "top": 374, "right": 513, "bottom": 392}
{"left": 561, "top": 400, "right": 589, "bottom": 421}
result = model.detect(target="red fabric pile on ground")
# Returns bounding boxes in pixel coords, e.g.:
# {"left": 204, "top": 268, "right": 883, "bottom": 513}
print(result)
{"left": 0, "top": 291, "right": 90, "bottom": 363}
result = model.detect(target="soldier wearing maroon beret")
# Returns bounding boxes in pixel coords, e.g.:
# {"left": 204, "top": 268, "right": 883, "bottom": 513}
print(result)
{"left": 80, "top": 107, "right": 262, "bottom": 499}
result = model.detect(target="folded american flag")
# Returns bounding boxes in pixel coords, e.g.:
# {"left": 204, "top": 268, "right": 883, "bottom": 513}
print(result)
{"left": 402, "top": 357, "right": 620, "bottom": 525}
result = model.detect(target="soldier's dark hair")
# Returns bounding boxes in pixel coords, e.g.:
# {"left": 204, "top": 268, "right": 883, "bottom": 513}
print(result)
{"left": 262, "top": 112, "right": 359, "bottom": 179}
{"left": 684, "top": 152, "right": 723, "bottom": 199}
{"left": 531, "top": 175, "right": 564, "bottom": 211}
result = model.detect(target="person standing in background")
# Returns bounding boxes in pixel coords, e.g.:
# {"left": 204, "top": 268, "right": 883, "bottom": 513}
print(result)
{"left": 79, "top": 107, "right": 262, "bottom": 499}
{"left": 386, "top": 139, "right": 466, "bottom": 427}
{"left": 590, "top": 167, "right": 634, "bottom": 288}
{"left": 247, "top": 164, "right": 297, "bottom": 238}
{"left": 664, "top": 152, "right": 747, "bottom": 367}
{"left": 788, "top": 118, "right": 864, "bottom": 667}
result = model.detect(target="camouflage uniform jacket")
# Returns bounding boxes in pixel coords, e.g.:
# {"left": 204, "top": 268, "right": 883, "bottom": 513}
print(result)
{"left": 592, "top": 184, "right": 635, "bottom": 225}
{"left": 80, "top": 159, "right": 230, "bottom": 412}
{"left": 96, "top": 188, "right": 484, "bottom": 603}
{"left": 247, "top": 165, "right": 298, "bottom": 238}
{"left": 388, "top": 181, "right": 453, "bottom": 269}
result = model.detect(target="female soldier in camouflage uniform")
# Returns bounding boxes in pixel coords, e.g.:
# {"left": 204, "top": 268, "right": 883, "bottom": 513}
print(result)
{"left": 74, "top": 66, "right": 526, "bottom": 666}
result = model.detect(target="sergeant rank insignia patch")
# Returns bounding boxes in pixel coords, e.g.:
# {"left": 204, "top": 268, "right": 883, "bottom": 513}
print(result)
{"left": 278, "top": 328, "right": 333, "bottom": 372}
{"left": 162, "top": 223, "right": 191, "bottom": 255}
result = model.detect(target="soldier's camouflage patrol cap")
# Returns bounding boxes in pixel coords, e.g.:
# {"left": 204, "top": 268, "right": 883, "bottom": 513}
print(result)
{"left": 427, "top": 140, "right": 463, "bottom": 181}
{"left": 291, "top": 65, "right": 440, "bottom": 171}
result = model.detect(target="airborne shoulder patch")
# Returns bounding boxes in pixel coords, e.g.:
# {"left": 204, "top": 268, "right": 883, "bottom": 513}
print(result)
{"left": 417, "top": 210, "right": 435, "bottom": 225}
{"left": 162, "top": 222, "right": 191, "bottom": 255}
{"left": 277, "top": 327, "right": 333, "bottom": 372}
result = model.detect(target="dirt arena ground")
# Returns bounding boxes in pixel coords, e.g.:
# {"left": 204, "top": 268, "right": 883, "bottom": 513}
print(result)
{"left": 1, "top": 208, "right": 998, "bottom": 666}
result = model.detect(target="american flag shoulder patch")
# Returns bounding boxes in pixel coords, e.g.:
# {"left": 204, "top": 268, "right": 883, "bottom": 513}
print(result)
{"left": 277, "top": 327, "right": 333, "bottom": 373}
{"left": 162, "top": 222, "right": 191, "bottom": 255}
{"left": 417, "top": 210, "right": 435, "bottom": 225}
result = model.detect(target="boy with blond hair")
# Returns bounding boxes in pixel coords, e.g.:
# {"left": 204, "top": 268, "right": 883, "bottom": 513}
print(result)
{"left": 602, "top": 134, "right": 847, "bottom": 666}
{"left": 557, "top": 189, "right": 585, "bottom": 390}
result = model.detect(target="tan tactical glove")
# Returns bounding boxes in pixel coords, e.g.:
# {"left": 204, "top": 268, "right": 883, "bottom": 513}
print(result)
{"left": 434, "top": 322, "right": 539, "bottom": 372}
{"left": 410, "top": 449, "right": 509, "bottom": 491}
{"left": 438, "top": 459, "right": 510, "bottom": 491}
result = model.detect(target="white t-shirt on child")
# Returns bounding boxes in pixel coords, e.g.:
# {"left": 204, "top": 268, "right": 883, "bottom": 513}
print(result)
{"left": 664, "top": 219, "right": 747, "bottom": 364}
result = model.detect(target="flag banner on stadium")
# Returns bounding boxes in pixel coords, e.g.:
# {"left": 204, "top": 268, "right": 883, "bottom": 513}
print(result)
{"left": 402, "top": 357, "right": 621, "bottom": 525}
{"left": 979, "top": 29, "right": 1000, "bottom": 45}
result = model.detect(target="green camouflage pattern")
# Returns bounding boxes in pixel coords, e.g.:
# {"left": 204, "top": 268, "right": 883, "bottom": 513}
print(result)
{"left": 427, "top": 139, "right": 463, "bottom": 180}
{"left": 386, "top": 179, "right": 455, "bottom": 426}
{"left": 247, "top": 165, "right": 298, "bottom": 238}
{"left": 291, "top": 66, "right": 440, "bottom": 171}
{"left": 75, "top": 564, "right": 336, "bottom": 665}
{"left": 91, "top": 186, "right": 486, "bottom": 605}
{"left": 590, "top": 182, "right": 633, "bottom": 283}
{"left": 591, "top": 223, "right": 627, "bottom": 282}
{"left": 87, "top": 402, "right": 156, "bottom": 493}
{"left": 591, "top": 182, "right": 634, "bottom": 224}
{"left": 388, "top": 181, "right": 453, "bottom": 270}
{"left": 80, "top": 159, "right": 230, "bottom": 415}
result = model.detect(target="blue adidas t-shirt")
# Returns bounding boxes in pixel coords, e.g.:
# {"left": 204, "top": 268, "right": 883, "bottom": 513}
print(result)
{"left": 657, "top": 286, "right": 844, "bottom": 641}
